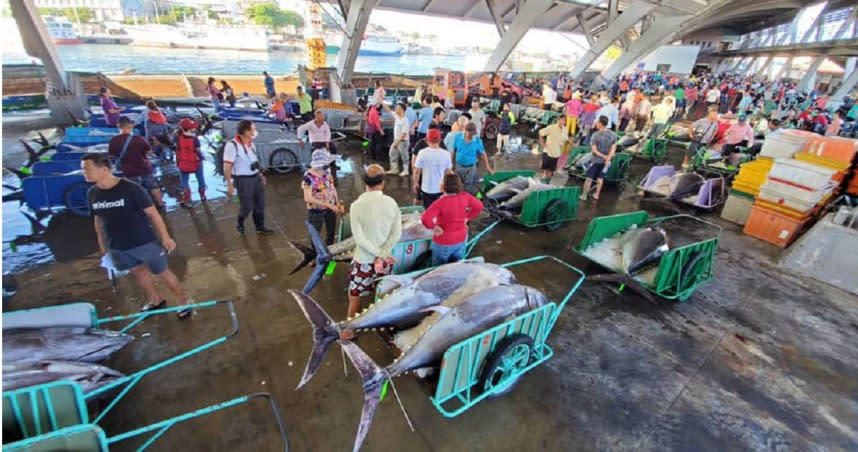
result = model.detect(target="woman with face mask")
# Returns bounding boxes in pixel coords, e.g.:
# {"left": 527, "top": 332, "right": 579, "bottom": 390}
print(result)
{"left": 302, "top": 149, "right": 342, "bottom": 245}
{"left": 222, "top": 120, "right": 273, "bottom": 234}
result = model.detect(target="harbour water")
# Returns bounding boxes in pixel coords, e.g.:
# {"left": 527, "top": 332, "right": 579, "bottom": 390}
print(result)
{"left": 2, "top": 44, "right": 484, "bottom": 76}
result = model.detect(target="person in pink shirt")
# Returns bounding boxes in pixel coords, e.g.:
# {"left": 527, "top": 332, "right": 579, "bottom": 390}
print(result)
{"left": 723, "top": 114, "right": 754, "bottom": 155}
{"left": 365, "top": 104, "right": 385, "bottom": 161}
{"left": 420, "top": 174, "right": 483, "bottom": 266}
{"left": 826, "top": 111, "right": 843, "bottom": 136}
{"left": 685, "top": 85, "right": 699, "bottom": 119}
{"left": 564, "top": 92, "right": 583, "bottom": 138}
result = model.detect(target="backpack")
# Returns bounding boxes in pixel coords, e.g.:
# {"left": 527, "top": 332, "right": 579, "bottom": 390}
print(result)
{"left": 176, "top": 135, "right": 201, "bottom": 172}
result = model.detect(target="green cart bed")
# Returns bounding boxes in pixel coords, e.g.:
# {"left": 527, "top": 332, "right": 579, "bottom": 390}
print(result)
{"left": 573, "top": 211, "right": 721, "bottom": 301}
{"left": 481, "top": 170, "right": 579, "bottom": 231}
{"left": 564, "top": 146, "right": 632, "bottom": 188}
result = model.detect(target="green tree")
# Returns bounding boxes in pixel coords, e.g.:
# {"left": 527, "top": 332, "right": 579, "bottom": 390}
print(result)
{"left": 39, "top": 7, "right": 96, "bottom": 23}
{"left": 246, "top": 3, "right": 303, "bottom": 30}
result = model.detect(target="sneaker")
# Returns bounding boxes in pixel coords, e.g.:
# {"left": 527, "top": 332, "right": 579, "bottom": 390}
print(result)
{"left": 579, "top": 193, "right": 588, "bottom": 201}
{"left": 141, "top": 299, "right": 167, "bottom": 312}
{"left": 237, "top": 223, "right": 245, "bottom": 234}
{"left": 176, "top": 307, "right": 192, "bottom": 320}
{"left": 256, "top": 227, "right": 275, "bottom": 234}
{"left": 398, "top": 170, "right": 409, "bottom": 177}
{"left": 386, "top": 169, "right": 398, "bottom": 175}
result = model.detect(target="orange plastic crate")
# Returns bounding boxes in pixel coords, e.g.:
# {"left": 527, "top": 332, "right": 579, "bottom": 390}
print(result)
{"left": 744, "top": 205, "right": 810, "bottom": 248}
{"left": 803, "top": 136, "right": 858, "bottom": 164}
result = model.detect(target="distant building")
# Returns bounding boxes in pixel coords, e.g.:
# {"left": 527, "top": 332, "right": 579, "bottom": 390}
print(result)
{"left": 34, "top": 0, "right": 154, "bottom": 21}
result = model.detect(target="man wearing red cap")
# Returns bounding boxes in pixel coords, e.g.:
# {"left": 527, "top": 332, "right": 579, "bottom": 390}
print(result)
{"left": 413, "top": 128, "right": 452, "bottom": 208}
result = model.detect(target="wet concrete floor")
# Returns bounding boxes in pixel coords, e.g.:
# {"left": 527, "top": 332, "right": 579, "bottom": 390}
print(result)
{"left": 2, "top": 122, "right": 857, "bottom": 451}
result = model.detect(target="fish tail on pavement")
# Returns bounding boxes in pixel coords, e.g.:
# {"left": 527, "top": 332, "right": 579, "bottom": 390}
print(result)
{"left": 338, "top": 340, "right": 387, "bottom": 452}
{"left": 288, "top": 290, "right": 341, "bottom": 389}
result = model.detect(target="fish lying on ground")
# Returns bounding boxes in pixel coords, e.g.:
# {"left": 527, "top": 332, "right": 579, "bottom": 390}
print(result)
{"left": 498, "top": 178, "right": 553, "bottom": 211}
{"left": 3, "top": 327, "right": 134, "bottom": 365}
{"left": 485, "top": 176, "right": 530, "bottom": 202}
{"left": 3, "top": 360, "right": 124, "bottom": 393}
{"left": 288, "top": 213, "right": 434, "bottom": 293}
{"left": 288, "top": 261, "right": 516, "bottom": 388}
{"left": 669, "top": 172, "right": 704, "bottom": 200}
{"left": 338, "top": 284, "right": 548, "bottom": 452}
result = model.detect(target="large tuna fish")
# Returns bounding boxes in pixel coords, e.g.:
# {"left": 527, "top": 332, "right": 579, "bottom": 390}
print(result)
{"left": 3, "top": 327, "right": 134, "bottom": 365}
{"left": 617, "top": 134, "right": 640, "bottom": 150}
{"left": 288, "top": 213, "right": 434, "bottom": 294}
{"left": 622, "top": 227, "right": 670, "bottom": 274}
{"left": 669, "top": 172, "right": 704, "bottom": 200}
{"left": 498, "top": 178, "right": 553, "bottom": 211}
{"left": 485, "top": 176, "right": 530, "bottom": 202}
{"left": 3, "top": 360, "right": 124, "bottom": 393}
{"left": 288, "top": 261, "right": 516, "bottom": 388}
{"left": 338, "top": 284, "right": 548, "bottom": 452}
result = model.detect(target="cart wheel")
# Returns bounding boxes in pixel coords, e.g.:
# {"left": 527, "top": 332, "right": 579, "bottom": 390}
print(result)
{"left": 63, "top": 181, "right": 91, "bottom": 216}
{"left": 543, "top": 198, "right": 569, "bottom": 232}
{"left": 268, "top": 148, "right": 299, "bottom": 174}
{"left": 412, "top": 250, "right": 433, "bottom": 271}
{"left": 484, "top": 122, "right": 498, "bottom": 141}
{"left": 479, "top": 334, "right": 533, "bottom": 398}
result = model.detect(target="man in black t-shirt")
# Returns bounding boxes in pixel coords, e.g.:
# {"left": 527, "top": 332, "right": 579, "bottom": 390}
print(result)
{"left": 82, "top": 153, "right": 193, "bottom": 319}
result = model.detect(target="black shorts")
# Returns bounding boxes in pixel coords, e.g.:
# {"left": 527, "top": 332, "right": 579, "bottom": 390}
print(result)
{"left": 541, "top": 154, "right": 559, "bottom": 171}
{"left": 586, "top": 163, "right": 606, "bottom": 180}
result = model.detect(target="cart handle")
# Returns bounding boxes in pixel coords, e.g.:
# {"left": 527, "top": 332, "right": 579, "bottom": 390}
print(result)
{"left": 87, "top": 300, "right": 239, "bottom": 417}
{"left": 463, "top": 218, "right": 501, "bottom": 258}
{"left": 500, "top": 255, "right": 586, "bottom": 335}
{"left": 106, "top": 392, "right": 289, "bottom": 451}
{"left": 648, "top": 213, "right": 723, "bottom": 239}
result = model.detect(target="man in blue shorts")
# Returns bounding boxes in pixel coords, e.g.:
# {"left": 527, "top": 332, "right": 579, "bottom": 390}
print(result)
{"left": 82, "top": 153, "right": 193, "bottom": 319}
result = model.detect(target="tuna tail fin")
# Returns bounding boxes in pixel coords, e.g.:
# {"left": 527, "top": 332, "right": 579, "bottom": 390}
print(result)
{"left": 288, "top": 290, "right": 341, "bottom": 389}
{"left": 287, "top": 241, "right": 317, "bottom": 275}
{"left": 300, "top": 221, "right": 334, "bottom": 294}
{"left": 20, "top": 140, "right": 41, "bottom": 167}
{"left": 339, "top": 340, "right": 387, "bottom": 452}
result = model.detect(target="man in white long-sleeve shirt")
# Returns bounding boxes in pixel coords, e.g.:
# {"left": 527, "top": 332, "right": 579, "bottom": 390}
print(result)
{"left": 297, "top": 110, "right": 336, "bottom": 154}
{"left": 344, "top": 164, "right": 402, "bottom": 329}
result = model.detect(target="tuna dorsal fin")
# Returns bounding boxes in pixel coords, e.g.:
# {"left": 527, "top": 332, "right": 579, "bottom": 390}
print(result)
{"left": 421, "top": 306, "right": 452, "bottom": 316}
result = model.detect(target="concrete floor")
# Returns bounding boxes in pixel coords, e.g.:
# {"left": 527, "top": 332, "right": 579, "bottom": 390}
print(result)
{"left": 3, "top": 122, "right": 858, "bottom": 452}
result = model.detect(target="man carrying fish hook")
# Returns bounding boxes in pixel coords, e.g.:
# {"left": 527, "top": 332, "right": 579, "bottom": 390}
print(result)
{"left": 343, "top": 164, "right": 403, "bottom": 337}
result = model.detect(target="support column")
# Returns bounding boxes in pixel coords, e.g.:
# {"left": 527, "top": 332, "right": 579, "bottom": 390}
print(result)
{"left": 599, "top": 14, "right": 690, "bottom": 83}
{"left": 483, "top": 0, "right": 555, "bottom": 72}
{"left": 568, "top": 0, "right": 655, "bottom": 79}
{"left": 758, "top": 57, "right": 774, "bottom": 79}
{"left": 798, "top": 56, "right": 824, "bottom": 92}
{"left": 335, "top": 0, "right": 377, "bottom": 91}
{"left": 774, "top": 56, "right": 793, "bottom": 80}
{"left": 831, "top": 60, "right": 858, "bottom": 99}
{"left": 11, "top": 0, "right": 86, "bottom": 124}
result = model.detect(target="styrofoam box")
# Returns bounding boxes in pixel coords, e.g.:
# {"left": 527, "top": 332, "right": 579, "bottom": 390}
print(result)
{"left": 759, "top": 178, "right": 834, "bottom": 203}
{"left": 768, "top": 159, "right": 838, "bottom": 190}
{"left": 757, "top": 187, "right": 821, "bottom": 213}
{"left": 760, "top": 132, "right": 810, "bottom": 159}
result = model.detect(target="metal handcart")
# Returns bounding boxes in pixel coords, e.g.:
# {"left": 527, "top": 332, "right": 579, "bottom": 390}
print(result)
{"left": 2, "top": 301, "right": 240, "bottom": 429}
{"left": 481, "top": 170, "right": 579, "bottom": 231}
{"left": 564, "top": 146, "right": 632, "bottom": 190}
{"left": 3, "top": 381, "right": 289, "bottom": 451}
{"left": 574, "top": 211, "right": 721, "bottom": 302}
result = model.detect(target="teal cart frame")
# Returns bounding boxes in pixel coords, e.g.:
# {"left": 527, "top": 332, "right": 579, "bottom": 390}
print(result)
{"left": 3, "top": 381, "right": 289, "bottom": 451}
{"left": 427, "top": 255, "right": 586, "bottom": 417}
{"left": 2, "top": 300, "right": 238, "bottom": 426}
{"left": 338, "top": 206, "right": 500, "bottom": 275}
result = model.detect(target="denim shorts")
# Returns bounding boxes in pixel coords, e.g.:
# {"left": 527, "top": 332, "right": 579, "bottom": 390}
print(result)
{"left": 110, "top": 241, "right": 168, "bottom": 274}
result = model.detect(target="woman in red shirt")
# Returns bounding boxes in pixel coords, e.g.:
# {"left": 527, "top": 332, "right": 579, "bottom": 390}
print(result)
{"left": 421, "top": 174, "right": 483, "bottom": 266}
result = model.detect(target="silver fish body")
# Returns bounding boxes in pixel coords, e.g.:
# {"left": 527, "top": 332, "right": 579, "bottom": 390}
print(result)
{"left": 499, "top": 179, "right": 553, "bottom": 211}
{"left": 485, "top": 176, "right": 530, "bottom": 202}
{"left": 622, "top": 227, "right": 670, "bottom": 274}
{"left": 3, "top": 327, "right": 134, "bottom": 365}
{"left": 669, "top": 173, "right": 704, "bottom": 200}
{"left": 3, "top": 360, "right": 125, "bottom": 393}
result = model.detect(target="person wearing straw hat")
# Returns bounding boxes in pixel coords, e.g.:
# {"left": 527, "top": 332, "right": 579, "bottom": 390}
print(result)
{"left": 302, "top": 148, "right": 342, "bottom": 245}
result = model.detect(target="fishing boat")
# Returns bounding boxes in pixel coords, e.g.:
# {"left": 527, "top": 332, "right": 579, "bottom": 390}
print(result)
{"left": 44, "top": 17, "right": 83, "bottom": 45}
{"left": 325, "top": 35, "right": 403, "bottom": 57}
{"left": 123, "top": 23, "right": 270, "bottom": 52}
